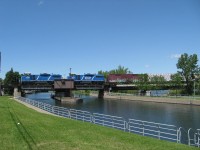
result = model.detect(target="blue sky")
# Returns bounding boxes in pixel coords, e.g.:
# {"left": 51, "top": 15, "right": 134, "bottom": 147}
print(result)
{"left": 0, "top": 0, "right": 200, "bottom": 78}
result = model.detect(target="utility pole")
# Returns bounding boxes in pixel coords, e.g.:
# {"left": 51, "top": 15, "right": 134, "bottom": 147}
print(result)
{"left": 70, "top": 68, "right": 72, "bottom": 77}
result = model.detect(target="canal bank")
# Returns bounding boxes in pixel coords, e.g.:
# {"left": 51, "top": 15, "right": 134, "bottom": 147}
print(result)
{"left": 90, "top": 93, "right": 200, "bottom": 106}
{"left": 25, "top": 92, "right": 200, "bottom": 130}
{"left": 1, "top": 96, "right": 195, "bottom": 150}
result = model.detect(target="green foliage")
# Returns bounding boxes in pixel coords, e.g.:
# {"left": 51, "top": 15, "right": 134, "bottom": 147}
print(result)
{"left": 150, "top": 75, "right": 166, "bottom": 83}
{"left": 194, "top": 77, "right": 200, "bottom": 95}
{"left": 98, "top": 65, "right": 132, "bottom": 79}
{"left": 3, "top": 68, "right": 20, "bottom": 95}
{"left": 0, "top": 96, "right": 196, "bottom": 150}
{"left": 109, "top": 65, "right": 132, "bottom": 74}
{"left": 0, "top": 78, "right": 3, "bottom": 84}
{"left": 176, "top": 53, "right": 200, "bottom": 95}
{"left": 150, "top": 75, "right": 166, "bottom": 90}
{"left": 136, "top": 74, "right": 151, "bottom": 91}
{"left": 84, "top": 90, "right": 90, "bottom": 95}
{"left": 168, "top": 90, "right": 185, "bottom": 96}
{"left": 98, "top": 70, "right": 110, "bottom": 79}
{"left": 170, "top": 73, "right": 184, "bottom": 96}
{"left": 170, "top": 73, "right": 183, "bottom": 89}
{"left": 170, "top": 73, "right": 183, "bottom": 87}
{"left": 117, "top": 90, "right": 138, "bottom": 94}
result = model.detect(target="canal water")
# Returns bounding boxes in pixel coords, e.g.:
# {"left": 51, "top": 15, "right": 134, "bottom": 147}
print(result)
{"left": 26, "top": 92, "right": 200, "bottom": 130}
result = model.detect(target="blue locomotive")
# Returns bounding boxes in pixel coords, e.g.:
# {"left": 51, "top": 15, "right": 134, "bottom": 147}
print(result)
{"left": 68, "top": 73, "right": 105, "bottom": 85}
{"left": 21, "top": 73, "right": 62, "bottom": 82}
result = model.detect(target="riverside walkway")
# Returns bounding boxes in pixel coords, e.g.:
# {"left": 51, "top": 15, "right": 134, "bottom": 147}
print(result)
{"left": 90, "top": 92, "right": 200, "bottom": 106}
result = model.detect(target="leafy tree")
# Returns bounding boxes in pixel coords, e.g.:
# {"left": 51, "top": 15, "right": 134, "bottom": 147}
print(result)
{"left": 176, "top": 53, "right": 200, "bottom": 95}
{"left": 4, "top": 68, "right": 20, "bottom": 95}
{"left": 110, "top": 65, "right": 132, "bottom": 74}
{"left": 136, "top": 74, "right": 150, "bottom": 92}
{"left": 98, "top": 65, "right": 132, "bottom": 80}
{"left": 192, "top": 74, "right": 200, "bottom": 95}
{"left": 0, "top": 78, "right": 3, "bottom": 84}
{"left": 148, "top": 75, "right": 166, "bottom": 96}
{"left": 98, "top": 70, "right": 109, "bottom": 79}
{"left": 170, "top": 73, "right": 183, "bottom": 96}
{"left": 150, "top": 75, "right": 166, "bottom": 83}
{"left": 150, "top": 75, "right": 166, "bottom": 90}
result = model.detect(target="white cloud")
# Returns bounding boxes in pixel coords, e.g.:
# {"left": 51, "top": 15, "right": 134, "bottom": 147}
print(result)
{"left": 170, "top": 54, "right": 181, "bottom": 59}
{"left": 38, "top": 0, "right": 44, "bottom": 6}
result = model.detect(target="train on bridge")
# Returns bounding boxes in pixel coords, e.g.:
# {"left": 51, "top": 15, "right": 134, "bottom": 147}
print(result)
{"left": 21, "top": 73, "right": 62, "bottom": 82}
{"left": 20, "top": 73, "right": 105, "bottom": 90}
{"left": 67, "top": 73, "right": 105, "bottom": 88}
{"left": 20, "top": 73, "right": 63, "bottom": 91}
{"left": 20, "top": 72, "right": 140, "bottom": 90}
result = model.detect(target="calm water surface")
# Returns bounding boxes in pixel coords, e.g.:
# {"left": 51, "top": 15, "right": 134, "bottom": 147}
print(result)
{"left": 26, "top": 92, "right": 200, "bottom": 130}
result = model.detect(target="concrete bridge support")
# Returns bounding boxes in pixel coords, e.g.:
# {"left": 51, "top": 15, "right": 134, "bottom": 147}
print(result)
{"left": 53, "top": 80, "right": 82, "bottom": 103}
{"left": 55, "top": 89, "right": 72, "bottom": 97}
{"left": 54, "top": 89, "right": 82, "bottom": 103}
{"left": 98, "top": 89, "right": 104, "bottom": 99}
{"left": 14, "top": 88, "right": 21, "bottom": 97}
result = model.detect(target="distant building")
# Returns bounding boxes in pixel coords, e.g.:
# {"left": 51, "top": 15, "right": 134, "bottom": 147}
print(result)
{"left": 147, "top": 73, "right": 173, "bottom": 81}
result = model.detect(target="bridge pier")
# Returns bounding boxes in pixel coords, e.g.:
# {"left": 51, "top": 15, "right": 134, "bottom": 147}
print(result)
{"left": 98, "top": 89, "right": 104, "bottom": 99}
{"left": 53, "top": 79, "right": 83, "bottom": 103}
{"left": 54, "top": 89, "right": 72, "bottom": 97}
{"left": 54, "top": 89, "right": 82, "bottom": 103}
{"left": 14, "top": 87, "right": 21, "bottom": 97}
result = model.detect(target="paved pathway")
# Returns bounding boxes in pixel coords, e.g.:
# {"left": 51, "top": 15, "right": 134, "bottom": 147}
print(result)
{"left": 12, "top": 98, "right": 57, "bottom": 116}
{"left": 91, "top": 93, "right": 200, "bottom": 106}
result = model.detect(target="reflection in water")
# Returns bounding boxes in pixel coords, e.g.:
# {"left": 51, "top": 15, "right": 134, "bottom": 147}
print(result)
{"left": 26, "top": 92, "right": 200, "bottom": 130}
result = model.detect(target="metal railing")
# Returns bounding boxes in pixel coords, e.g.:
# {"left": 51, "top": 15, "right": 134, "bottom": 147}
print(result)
{"left": 128, "top": 119, "right": 180, "bottom": 143}
{"left": 15, "top": 97, "right": 199, "bottom": 148}
{"left": 188, "top": 128, "right": 200, "bottom": 147}
{"left": 93, "top": 113, "right": 127, "bottom": 131}
{"left": 69, "top": 109, "right": 92, "bottom": 122}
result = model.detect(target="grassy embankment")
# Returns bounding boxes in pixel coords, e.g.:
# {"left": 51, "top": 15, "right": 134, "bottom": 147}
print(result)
{"left": 0, "top": 96, "right": 197, "bottom": 150}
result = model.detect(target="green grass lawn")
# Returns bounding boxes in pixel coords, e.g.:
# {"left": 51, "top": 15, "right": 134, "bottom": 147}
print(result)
{"left": 0, "top": 96, "right": 198, "bottom": 150}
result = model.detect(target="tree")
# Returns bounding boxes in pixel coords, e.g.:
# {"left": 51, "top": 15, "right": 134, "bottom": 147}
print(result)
{"left": 4, "top": 68, "right": 20, "bottom": 95}
{"left": 170, "top": 73, "right": 183, "bottom": 96}
{"left": 0, "top": 78, "right": 3, "bottom": 84}
{"left": 136, "top": 74, "right": 150, "bottom": 92}
{"left": 98, "top": 70, "right": 109, "bottom": 79}
{"left": 192, "top": 74, "right": 200, "bottom": 95}
{"left": 110, "top": 65, "right": 132, "bottom": 74}
{"left": 176, "top": 53, "right": 200, "bottom": 95}
{"left": 150, "top": 75, "right": 166, "bottom": 90}
{"left": 98, "top": 65, "right": 132, "bottom": 80}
